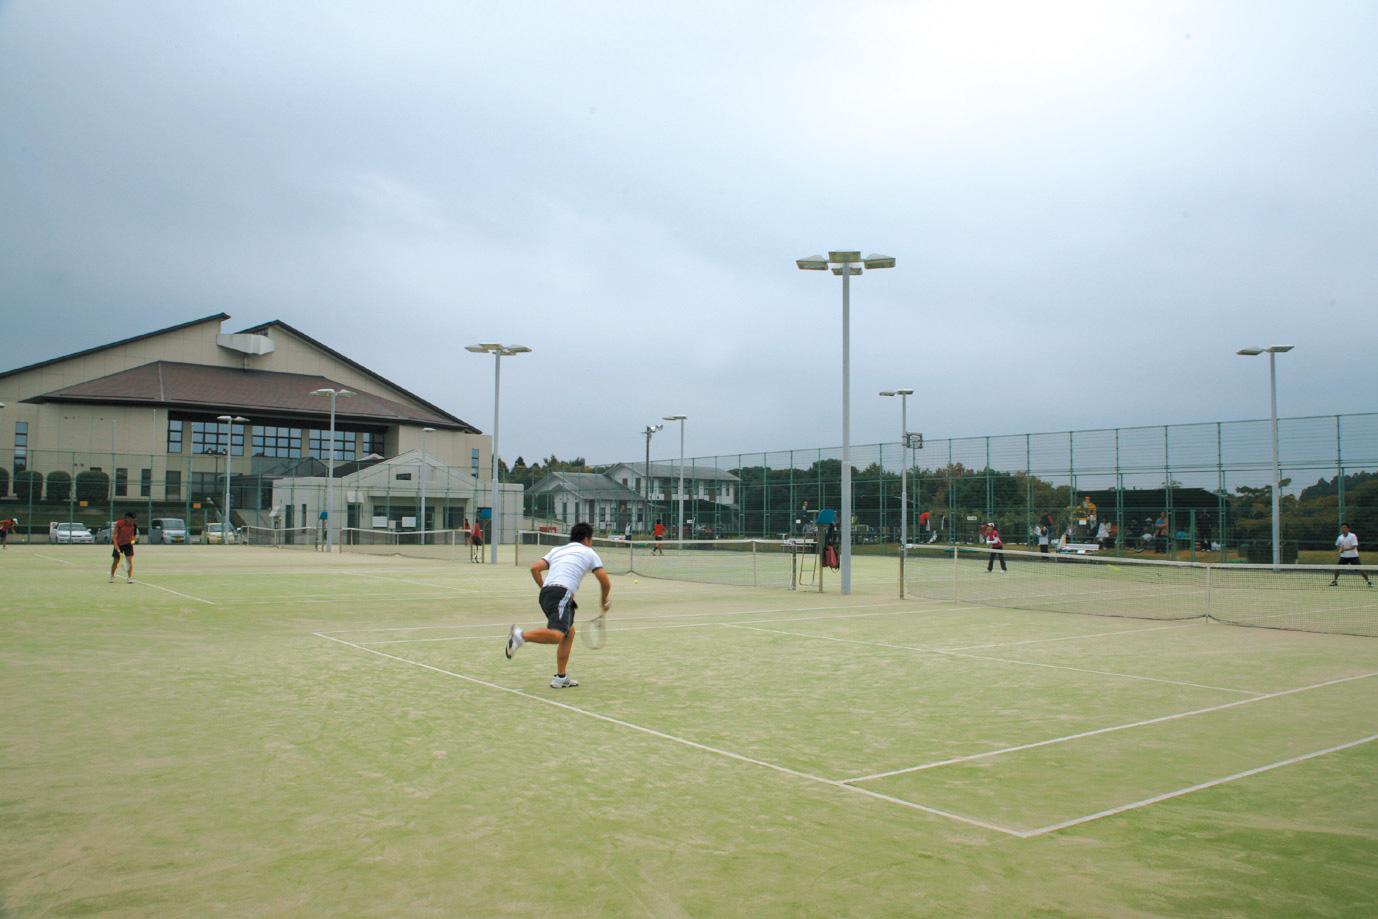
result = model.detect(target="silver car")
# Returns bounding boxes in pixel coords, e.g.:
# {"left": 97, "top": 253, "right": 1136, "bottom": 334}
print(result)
{"left": 148, "top": 518, "right": 188, "bottom": 544}
{"left": 53, "top": 523, "right": 95, "bottom": 544}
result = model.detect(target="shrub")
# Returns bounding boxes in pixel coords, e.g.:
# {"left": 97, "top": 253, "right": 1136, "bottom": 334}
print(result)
{"left": 13, "top": 470, "right": 42, "bottom": 502}
{"left": 75, "top": 470, "right": 110, "bottom": 502}
{"left": 46, "top": 470, "right": 72, "bottom": 503}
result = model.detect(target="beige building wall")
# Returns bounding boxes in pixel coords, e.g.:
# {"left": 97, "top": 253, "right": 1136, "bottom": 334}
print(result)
{"left": 0, "top": 315, "right": 491, "bottom": 494}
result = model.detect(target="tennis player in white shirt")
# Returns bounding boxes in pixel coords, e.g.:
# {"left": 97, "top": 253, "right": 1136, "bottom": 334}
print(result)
{"left": 505, "top": 522, "right": 612, "bottom": 687}
{"left": 1330, "top": 522, "right": 1373, "bottom": 587}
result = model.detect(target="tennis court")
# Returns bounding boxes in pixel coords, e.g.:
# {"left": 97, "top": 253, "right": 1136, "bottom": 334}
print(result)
{"left": 4, "top": 543, "right": 1377, "bottom": 916}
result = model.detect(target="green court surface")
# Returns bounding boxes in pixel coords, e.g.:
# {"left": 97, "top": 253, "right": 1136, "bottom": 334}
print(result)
{"left": 3, "top": 545, "right": 1377, "bottom": 917}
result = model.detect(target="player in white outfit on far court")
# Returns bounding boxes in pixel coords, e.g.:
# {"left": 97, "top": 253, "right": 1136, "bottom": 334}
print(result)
{"left": 1330, "top": 522, "right": 1372, "bottom": 587}
{"left": 505, "top": 522, "right": 612, "bottom": 687}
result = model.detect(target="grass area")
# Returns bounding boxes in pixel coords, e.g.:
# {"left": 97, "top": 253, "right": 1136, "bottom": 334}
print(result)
{"left": 3, "top": 545, "right": 1377, "bottom": 917}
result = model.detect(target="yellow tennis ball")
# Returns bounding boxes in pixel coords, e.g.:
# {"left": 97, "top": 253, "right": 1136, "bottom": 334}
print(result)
{"left": 633, "top": 579, "right": 639, "bottom": 584}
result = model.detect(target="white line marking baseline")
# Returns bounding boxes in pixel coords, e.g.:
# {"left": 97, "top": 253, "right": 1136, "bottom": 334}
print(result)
{"left": 313, "top": 632, "right": 1025, "bottom": 837}
{"left": 132, "top": 579, "right": 217, "bottom": 605}
{"left": 728, "top": 625, "right": 1260, "bottom": 696}
{"left": 316, "top": 600, "right": 923, "bottom": 636}
{"left": 1022, "top": 733, "right": 1378, "bottom": 837}
{"left": 843, "top": 669, "right": 1378, "bottom": 783}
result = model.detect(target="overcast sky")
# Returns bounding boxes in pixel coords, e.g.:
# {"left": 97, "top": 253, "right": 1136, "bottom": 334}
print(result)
{"left": 2, "top": 1, "right": 1374, "bottom": 466}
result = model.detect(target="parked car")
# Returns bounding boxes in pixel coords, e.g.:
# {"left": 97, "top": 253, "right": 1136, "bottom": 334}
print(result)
{"left": 95, "top": 521, "right": 118, "bottom": 544}
{"left": 148, "top": 518, "right": 188, "bottom": 544}
{"left": 202, "top": 525, "right": 241, "bottom": 544}
{"left": 51, "top": 522, "right": 95, "bottom": 544}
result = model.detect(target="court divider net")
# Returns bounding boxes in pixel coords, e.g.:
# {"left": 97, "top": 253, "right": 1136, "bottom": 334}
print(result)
{"left": 517, "top": 530, "right": 805, "bottom": 590}
{"left": 241, "top": 525, "right": 319, "bottom": 549}
{"left": 903, "top": 543, "right": 1378, "bottom": 637}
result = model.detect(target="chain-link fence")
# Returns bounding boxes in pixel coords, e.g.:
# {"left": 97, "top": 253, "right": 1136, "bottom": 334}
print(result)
{"left": 621, "top": 413, "right": 1378, "bottom": 562}
{"left": 0, "top": 448, "right": 521, "bottom": 548}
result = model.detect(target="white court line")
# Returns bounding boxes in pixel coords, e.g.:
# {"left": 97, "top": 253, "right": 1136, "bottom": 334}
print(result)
{"left": 314, "top": 632, "right": 1025, "bottom": 837}
{"left": 937, "top": 622, "right": 1197, "bottom": 652}
{"left": 32, "top": 553, "right": 79, "bottom": 566}
{"left": 316, "top": 600, "right": 920, "bottom": 636}
{"left": 132, "top": 579, "right": 217, "bottom": 606}
{"left": 342, "top": 571, "right": 482, "bottom": 593}
{"left": 843, "top": 669, "right": 1378, "bottom": 783}
{"left": 1022, "top": 733, "right": 1378, "bottom": 837}
{"left": 355, "top": 603, "right": 980, "bottom": 645}
{"left": 729, "top": 625, "right": 1260, "bottom": 696}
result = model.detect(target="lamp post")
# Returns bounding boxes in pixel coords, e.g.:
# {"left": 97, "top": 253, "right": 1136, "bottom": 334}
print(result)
{"left": 466, "top": 344, "right": 531, "bottom": 563}
{"left": 663, "top": 415, "right": 687, "bottom": 540}
{"left": 880, "top": 389, "right": 914, "bottom": 597}
{"left": 309, "top": 388, "right": 354, "bottom": 550}
{"left": 419, "top": 426, "right": 436, "bottom": 542}
{"left": 642, "top": 423, "right": 663, "bottom": 534}
{"left": 215, "top": 414, "right": 249, "bottom": 543}
{"left": 1237, "top": 345, "right": 1293, "bottom": 569}
{"left": 797, "top": 250, "right": 895, "bottom": 594}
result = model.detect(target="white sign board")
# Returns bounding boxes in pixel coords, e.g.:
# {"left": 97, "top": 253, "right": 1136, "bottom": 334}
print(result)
{"left": 371, "top": 516, "right": 388, "bottom": 528}
{"left": 402, "top": 516, "right": 417, "bottom": 528}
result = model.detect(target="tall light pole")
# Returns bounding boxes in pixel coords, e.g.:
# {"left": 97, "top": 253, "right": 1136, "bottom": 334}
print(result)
{"left": 797, "top": 250, "right": 896, "bottom": 594}
{"left": 1237, "top": 345, "right": 1293, "bottom": 569}
{"left": 880, "top": 389, "right": 913, "bottom": 597}
{"left": 642, "top": 423, "right": 663, "bottom": 534}
{"left": 215, "top": 414, "right": 249, "bottom": 543}
{"left": 663, "top": 415, "right": 687, "bottom": 540}
{"left": 310, "top": 388, "right": 354, "bottom": 550}
{"left": 419, "top": 426, "right": 436, "bottom": 542}
{"left": 467, "top": 344, "right": 531, "bottom": 563}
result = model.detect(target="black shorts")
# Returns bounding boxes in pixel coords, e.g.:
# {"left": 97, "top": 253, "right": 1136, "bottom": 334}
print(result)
{"left": 538, "top": 584, "right": 577, "bottom": 634}
{"left": 1338, "top": 556, "right": 1361, "bottom": 566}
{"left": 113, "top": 543, "right": 134, "bottom": 559}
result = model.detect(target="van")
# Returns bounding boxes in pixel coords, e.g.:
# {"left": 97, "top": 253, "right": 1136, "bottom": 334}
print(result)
{"left": 149, "top": 518, "right": 188, "bottom": 544}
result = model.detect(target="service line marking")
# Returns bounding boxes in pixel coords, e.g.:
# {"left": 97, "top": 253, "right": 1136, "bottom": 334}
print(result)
{"left": 937, "top": 622, "right": 1198, "bottom": 652}
{"left": 132, "top": 579, "right": 217, "bottom": 605}
{"left": 314, "top": 632, "right": 1025, "bottom": 837}
{"left": 843, "top": 669, "right": 1378, "bottom": 783}
{"left": 1021, "top": 733, "right": 1378, "bottom": 837}
{"left": 728, "top": 624, "right": 1260, "bottom": 697}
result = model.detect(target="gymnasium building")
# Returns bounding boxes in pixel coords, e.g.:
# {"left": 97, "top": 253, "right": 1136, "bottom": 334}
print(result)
{"left": 0, "top": 313, "right": 519, "bottom": 541}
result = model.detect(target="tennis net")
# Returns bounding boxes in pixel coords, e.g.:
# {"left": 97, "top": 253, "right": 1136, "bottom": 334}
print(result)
{"left": 517, "top": 531, "right": 804, "bottom": 589}
{"left": 340, "top": 528, "right": 479, "bottom": 561}
{"left": 241, "top": 526, "right": 319, "bottom": 549}
{"left": 903, "top": 544, "right": 1378, "bottom": 637}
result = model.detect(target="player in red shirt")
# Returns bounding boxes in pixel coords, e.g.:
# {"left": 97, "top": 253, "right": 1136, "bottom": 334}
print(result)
{"left": 652, "top": 519, "right": 666, "bottom": 555}
{"left": 984, "top": 521, "right": 1006, "bottom": 573}
{"left": 109, "top": 512, "right": 138, "bottom": 583}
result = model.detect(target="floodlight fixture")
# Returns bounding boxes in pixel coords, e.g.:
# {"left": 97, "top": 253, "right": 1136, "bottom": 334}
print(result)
{"left": 468, "top": 342, "right": 532, "bottom": 562}
{"left": 214, "top": 414, "right": 249, "bottom": 545}
{"left": 309, "top": 388, "right": 355, "bottom": 551}
{"left": 1235, "top": 344, "right": 1295, "bottom": 568}
{"left": 796, "top": 246, "right": 897, "bottom": 595}
{"left": 662, "top": 416, "right": 688, "bottom": 542}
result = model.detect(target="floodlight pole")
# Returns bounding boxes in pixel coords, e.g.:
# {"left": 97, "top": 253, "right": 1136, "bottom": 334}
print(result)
{"left": 1237, "top": 346, "right": 1292, "bottom": 569}
{"left": 642, "top": 423, "right": 663, "bottom": 534}
{"left": 881, "top": 389, "right": 913, "bottom": 598}
{"left": 419, "top": 426, "right": 436, "bottom": 542}
{"left": 216, "top": 414, "right": 248, "bottom": 544}
{"left": 664, "top": 415, "right": 687, "bottom": 541}
{"left": 797, "top": 250, "right": 895, "bottom": 595}
{"left": 310, "top": 388, "right": 354, "bottom": 551}
{"left": 467, "top": 344, "right": 531, "bottom": 563}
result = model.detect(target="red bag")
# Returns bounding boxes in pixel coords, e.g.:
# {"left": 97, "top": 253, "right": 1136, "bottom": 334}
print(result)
{"left": 825, "top": 546, "right": 839, "bottom": 569}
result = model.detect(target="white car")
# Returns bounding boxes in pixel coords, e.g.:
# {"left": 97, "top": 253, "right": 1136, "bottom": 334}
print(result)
{"left": 52, "top": 522, "right": 95, "bottom": 544}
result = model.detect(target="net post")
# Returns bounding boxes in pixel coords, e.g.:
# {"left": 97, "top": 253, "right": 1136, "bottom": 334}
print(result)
{"left": 1204, "top": 562, "right": 1212, "bottom": 621}
{"left": 951, "top": 544, "right": 959, "bottom": 601}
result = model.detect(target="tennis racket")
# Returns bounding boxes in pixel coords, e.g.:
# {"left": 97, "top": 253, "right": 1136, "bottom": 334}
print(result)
{"left": 582, "top": 604, "right": 608, "bottom": 649}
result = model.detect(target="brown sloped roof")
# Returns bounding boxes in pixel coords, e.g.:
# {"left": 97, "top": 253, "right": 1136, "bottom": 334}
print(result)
{"left": 0, "top": 313, "right": 230, "bottom": 380}
{"left": 237, "top": 319, "right": 469, "bottom": 432}
{"left": 24, "top": 361, "right": 477, "bottom": 431}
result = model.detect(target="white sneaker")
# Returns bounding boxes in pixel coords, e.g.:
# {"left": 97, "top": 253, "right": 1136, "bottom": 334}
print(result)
{"left": 127, "top": 578, "right": 134, "bottom": 584}
{"left": 549, "top": 674, "right": 579, "bottom": 688}
{"left": 504, "top": 625, "right": 524, "bottom": 659}
{"left": 108, "top": 576, "right": 115, "bottom": 583}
